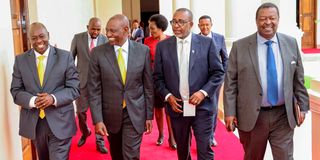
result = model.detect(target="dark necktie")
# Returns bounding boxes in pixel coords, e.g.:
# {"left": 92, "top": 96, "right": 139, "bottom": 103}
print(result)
{"left": 265, "top": 40, "right": 278, "bottom": 106}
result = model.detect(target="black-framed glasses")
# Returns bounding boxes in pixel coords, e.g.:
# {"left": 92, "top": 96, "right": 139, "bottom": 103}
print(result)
{"left": 170, "top": 20, "right": 189, "bottom": 26}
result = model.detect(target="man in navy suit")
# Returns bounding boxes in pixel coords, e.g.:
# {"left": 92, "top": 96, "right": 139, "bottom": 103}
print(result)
{"left": 154, "top": 8, "right": 224, "bottom": 160}
{"left": 198, "top": 15, "right": 228, "bottom": 147}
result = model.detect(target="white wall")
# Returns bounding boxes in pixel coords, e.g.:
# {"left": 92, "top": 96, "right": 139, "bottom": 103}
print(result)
{"left": 29, "top": 0, "right": 94, "bottom": 50}
{"left": 0, "top": 0, "right": 23, "bottom": 160}
{"left": 95, "top": 0, "right": 122, "bottom": 34}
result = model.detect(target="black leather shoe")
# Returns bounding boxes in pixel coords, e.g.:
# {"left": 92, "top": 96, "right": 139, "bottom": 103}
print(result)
{"left": 77, "top": 130, "right": 91, "bottom": 147}
{"left": 96, "top": 144, "right": 108, "bottom": 154}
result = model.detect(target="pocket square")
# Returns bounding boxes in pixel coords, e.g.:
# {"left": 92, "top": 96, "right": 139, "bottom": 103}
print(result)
{"left": 291, "top": 61, "right": 296, "bottom": 64}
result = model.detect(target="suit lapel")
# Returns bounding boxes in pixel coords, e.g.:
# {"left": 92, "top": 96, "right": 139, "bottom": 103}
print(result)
{"left": 42, "top": 46, "right": 56, "bottom": 87}
{"left": 169, "top": 36, "right": 179, "bottom": 76}
{"left": 82, "top": 33, "right": 90, "bottom": 59}
{"left": 277, "top": 33, "right": 289, "bottom": 84}
{"left": 248, "top": 33, "right": 262, "bottom": 88}
{"left": 103, "top": 44, "right": 123, "bottom": 84}
{"left": 27, "top": 50, "right": 41, "bottom": 89}
{"left": 189, "top": 34, "right": 199, "bottom": 71}
{"left": 126, "top": 41, "right": 135, "bottom": 87}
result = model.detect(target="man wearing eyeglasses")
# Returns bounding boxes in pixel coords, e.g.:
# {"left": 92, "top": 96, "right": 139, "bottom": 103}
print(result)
{"left": 154, "top": 8, "right": 224, "bottom": 160}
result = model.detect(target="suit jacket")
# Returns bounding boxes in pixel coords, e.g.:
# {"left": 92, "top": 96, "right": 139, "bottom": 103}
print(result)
{"left": 131, "top": 28, "right": 144, "bottom": 43}
{"left": 223, "top": 32, "right": 310, "bottom": 131}
{"left": 153, "top": 34, "right": 225, "bottom": 117}
{"left": 199, "top": 32, "right": 228, "bottom": 71}
{"left": 10, "top": 46, "right": 80, "bottom": 140}
{"left": 88, "top": 40, "right": 154, "bottom": 134}
{"left": 70, "top": 32, "right": 107, "bottom": 89}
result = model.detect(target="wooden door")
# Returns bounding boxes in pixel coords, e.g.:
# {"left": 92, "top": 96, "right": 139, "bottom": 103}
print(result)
{"left": 10, "top": 0, "right": 29, "bottom": 55}
{"left": 299, "top": 0, "right": 316, "bottom": 48}
{"left": 10, "top": 0, "right": 36, "bottom": 160}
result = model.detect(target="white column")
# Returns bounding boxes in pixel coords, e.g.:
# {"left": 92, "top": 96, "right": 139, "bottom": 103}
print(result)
{"left": 159, "top": 0, "right": 173, "bottom": 35}
{"left": 0, "top": 1, "right": 23, "bottom": 160}
{"left": 190, "top": 0, "right": 225, "bottom": 35}
{"left": 225, "top": 0, "right": 260, "bottom": 48}
{"left": 173, "top": 0, "right": 190, "bottom": 11}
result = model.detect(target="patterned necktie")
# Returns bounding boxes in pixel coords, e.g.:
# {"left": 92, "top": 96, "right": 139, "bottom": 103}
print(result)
{"left": 37, "top": 55, "right": 46, "bottom": 119}
{"left": 90, "top": 38, "right": 95, "bottom": 52}
{"left": 179, "top": 40, "right": 189, "bottom": 101}
{"left": 265, "top": 40, "right": 278, "bottom": 106}
{"left": 117, "top": 48, "right": 126, "bottom": 108}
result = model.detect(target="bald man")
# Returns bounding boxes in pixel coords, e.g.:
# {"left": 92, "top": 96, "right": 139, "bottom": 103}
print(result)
{"left": 88, "top": 14, "right": 153, "bottom": 160}
{"left": 70, "top": 17, "right": 108, "bottom": 153}
{"left": 11, "top": 22, "right": 80, "bottom": 160}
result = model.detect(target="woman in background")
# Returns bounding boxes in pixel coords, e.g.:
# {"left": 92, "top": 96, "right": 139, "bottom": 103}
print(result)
{"left": 144, "top": 14, "right": 177, "bottom": 150}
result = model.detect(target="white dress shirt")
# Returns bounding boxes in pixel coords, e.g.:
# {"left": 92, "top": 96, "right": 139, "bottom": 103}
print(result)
{"left": 113, "top": 39, "right": 129, "bottom": 70}
{"left": 29, "top": 46, "right": 58, "bottom": 108}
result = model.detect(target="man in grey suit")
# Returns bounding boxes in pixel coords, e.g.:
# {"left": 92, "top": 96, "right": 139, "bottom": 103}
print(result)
{"left": 70, "top": 17, "right": 108, "bottom": 153}
{"left": 10, "top": 22, "right": 80, "bottom": 160}
{"left": 88, "top": 14, "right": 154, "bottom": 160}
{"left": 198, "top": 15, "right": 228, "bottom": 147}
{"left": 224, "top": 3, "right": 309, "bottom": 160}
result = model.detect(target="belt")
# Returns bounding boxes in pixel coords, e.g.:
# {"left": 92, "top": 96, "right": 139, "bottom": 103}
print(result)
{"left": 260, "top": 104, "right": 285, "bottom": 111}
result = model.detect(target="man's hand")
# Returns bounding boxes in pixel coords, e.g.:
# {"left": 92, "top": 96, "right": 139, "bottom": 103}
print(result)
{"left": 145, "top": 120, "right": 153, "bottom": 134}
{"left": 298, "top": 112, "right": 306, "bottom": 126}
{"left": 167, "top": 95, "right": 182, "bottom": 113}
{"left": 95, "top": 122, "right": 108, "bottom": 136}
{"left": 225, "top": 116, "right": 238, "bottom": 132}
{"left": 189, "top": 91, "right": 205, "bottom": 106}
{"left": 35, "top": 93, "right": 54, "bottom": 109}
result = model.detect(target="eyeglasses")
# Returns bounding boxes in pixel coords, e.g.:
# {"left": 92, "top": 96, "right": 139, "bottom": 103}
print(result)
{"left": 170, "top": 20, "right": 189, "bottom": 26}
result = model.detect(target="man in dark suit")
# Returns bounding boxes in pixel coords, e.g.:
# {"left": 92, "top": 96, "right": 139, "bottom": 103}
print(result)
{"left": 70, "top": 17, "right": 108, "bottom": 153}
{"left": 10, "top": 22, "right": 80, "bottom": 160}
{"left": 88, "top": 14, "right": 154, "bottom": 160}
{"left": 154, "top": 8, "right": 224, "bottom": 160}
{"left": 198, "top": 15, "right": 228, "bottom": 147}
{"left": 224, "top": 3, "right": 309, "bottom": 160}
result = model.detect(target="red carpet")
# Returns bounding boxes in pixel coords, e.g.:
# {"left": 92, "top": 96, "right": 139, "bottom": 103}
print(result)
{"left": 302, "top": 48, "right": 320, "bottom": 54}
{"left": 70, "top": 111, "right": 244, "bottom": 160}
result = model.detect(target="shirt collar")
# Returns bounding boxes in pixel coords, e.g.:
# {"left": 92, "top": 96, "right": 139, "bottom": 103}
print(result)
{"left": 34, "top": 46, "right": 50, "bottom": 58}
{"left": 176, "top": 32, "right": 192, "bottom": 43}
{"left": 257, "top": 33, "right": 278, "bottom": 45}
{"left": 114, "top": 39, "right": 129, "bottom": 53}
{"left": 200, "top": 32, "right": 212, "bottom": 38}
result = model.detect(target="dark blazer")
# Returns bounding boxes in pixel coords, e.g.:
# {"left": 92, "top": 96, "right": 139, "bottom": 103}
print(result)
{"left": 70, "top": 32, "right": 107, "bottom": 89}
{"left": 211, "top": 32, "right": 228, "bottom": 71}
{"left": 223, "top": 32, "right": 310, "bottom": 131}
{"left": 10, "top": 46, "right": 80, "bottom": 140}
{"left": 199, "top": 32, "right": 228, "bottom": 71}
{"left": 153, "top": 34, "right": 225, "bottom": 117}
{"left": 88, "top": 40, "right": 154, "bottom": 134}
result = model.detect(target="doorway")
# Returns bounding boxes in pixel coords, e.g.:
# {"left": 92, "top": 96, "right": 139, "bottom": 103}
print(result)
{"left": 10, "top": 0, "right": 36, "bottom": 159}
{"left": 299, "top": 0, "right": 317, "bottom": 48}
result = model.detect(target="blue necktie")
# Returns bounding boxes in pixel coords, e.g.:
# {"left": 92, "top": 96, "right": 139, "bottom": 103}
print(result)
{"left": 265, "top": 40, "right": 278, "bottom": 106}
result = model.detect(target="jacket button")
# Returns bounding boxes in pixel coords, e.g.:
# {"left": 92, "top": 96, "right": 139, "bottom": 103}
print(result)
{"left": 259, "top": 93, "right": 262, "bottom": 96}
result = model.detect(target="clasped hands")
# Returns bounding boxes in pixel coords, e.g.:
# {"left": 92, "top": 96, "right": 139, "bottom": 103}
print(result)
{"left": 168, "top": 91, "right": 205, "bottom": 113}
{"left": 35, "top": 93, "right": 54, "bottom": 109}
